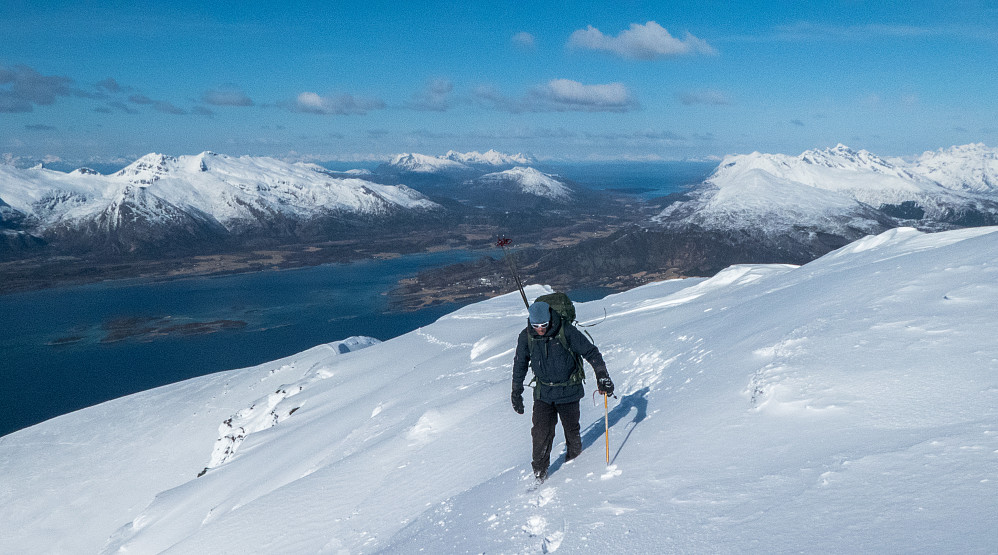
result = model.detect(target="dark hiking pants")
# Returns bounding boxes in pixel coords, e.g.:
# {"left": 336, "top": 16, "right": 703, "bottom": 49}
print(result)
{"left": 531, "top": 399, "right": 582, "bottom": 477}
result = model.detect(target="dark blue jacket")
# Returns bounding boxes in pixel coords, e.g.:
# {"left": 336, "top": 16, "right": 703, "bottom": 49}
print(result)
{"left": 512, "top": 310, "right": 609, "bottom": 404}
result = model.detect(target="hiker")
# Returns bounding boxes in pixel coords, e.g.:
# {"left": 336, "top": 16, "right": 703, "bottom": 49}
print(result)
{"left": 511, "top": 299, "right": 614, "bottom": 482}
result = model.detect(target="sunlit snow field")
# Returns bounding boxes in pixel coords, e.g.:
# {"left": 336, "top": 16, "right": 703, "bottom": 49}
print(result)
{"left": 1, "top": 226, "right": 996, "bottom": 553}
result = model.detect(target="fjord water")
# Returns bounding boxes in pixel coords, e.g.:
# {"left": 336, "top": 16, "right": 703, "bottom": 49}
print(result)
{"left": 548, "top": 161, "right": 717, "bottom": 198}
{"left": 0, "top": 252, "right": 481, "bottom": 437}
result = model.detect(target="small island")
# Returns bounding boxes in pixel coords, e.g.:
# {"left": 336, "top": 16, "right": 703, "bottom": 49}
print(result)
{"left": 100, "top": 316, "right": 248, "bottom": 343}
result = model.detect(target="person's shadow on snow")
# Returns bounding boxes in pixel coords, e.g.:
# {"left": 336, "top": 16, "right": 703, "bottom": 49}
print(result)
{"left": 548, "top": 387, "right": 650, "bottom": 475}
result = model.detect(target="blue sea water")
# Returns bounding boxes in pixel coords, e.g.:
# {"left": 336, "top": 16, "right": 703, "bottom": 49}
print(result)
{"left": 0, "top": 252, "right": 484, "bottom": 437}
{"left": 547, "top": 161, "right": 717, "bottom": 199}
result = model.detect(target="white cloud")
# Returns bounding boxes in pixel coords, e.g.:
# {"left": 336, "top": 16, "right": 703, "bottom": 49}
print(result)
{"left": 512, "top": 31, "right": 536, "bottom": 50}
{"left": 294, "top": 92, "right": 385, "bottom": 115}
{"left": 568, "top": 21, "right": 716, "bottom": 60}
{"left": 537, "top": 79, "right": 637, "bottom": 111}
{"left": 475, "top": 79, "right": 638, "bottom": 113}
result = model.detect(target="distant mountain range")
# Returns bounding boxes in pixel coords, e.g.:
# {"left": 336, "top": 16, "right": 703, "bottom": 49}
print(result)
{"left": 0, "top": 149, "right": 588, "bottom": 261}
{"left": 0, "top": 153, "right": 432, "bottom": 257}
{"left": 4, "top": 144, "right": 998, "bottom": 291}
{"left": 380, "top": 149, "right": 536, "bottom": 174}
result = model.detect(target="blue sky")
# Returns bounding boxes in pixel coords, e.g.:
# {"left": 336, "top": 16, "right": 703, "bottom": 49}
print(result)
{"left": 2, "top": 0, "right": 997, "bottom": 165}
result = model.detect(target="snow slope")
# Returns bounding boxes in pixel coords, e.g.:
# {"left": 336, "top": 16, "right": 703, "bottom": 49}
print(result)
{"left": 1, "top": 227, "right": 997, "bottom": 553}
{"left": 655, "top": 143, "right": 998, "bottom": 233}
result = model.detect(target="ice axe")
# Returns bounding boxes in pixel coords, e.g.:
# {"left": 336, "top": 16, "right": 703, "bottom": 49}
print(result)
{"left": 594, "top": 390, "right": 616, "bottom": 465}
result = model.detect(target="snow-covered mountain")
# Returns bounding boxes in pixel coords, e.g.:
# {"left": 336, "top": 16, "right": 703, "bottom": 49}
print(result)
{"left": 654, "top": 143, "right": 998, "bottom": 237}
{"left": 910, "top": 142, "right": 998, "bottom": 194}
{"left": 382, "top": 149, "right": 535, "bottom": 174}
{"left": 2, "top": 226, "right": 996, "bottom": 553}
{"left": 469, "top": 166, "right": 574, "bottom": 202}
{"left": 0, "top": 152, "right": 439, "bottom": 254}
{"left": 383, "top": 152, "right": 473, "bottom": 174}
{"left": 443, "top": 149, "right": 535, "bottom": 167}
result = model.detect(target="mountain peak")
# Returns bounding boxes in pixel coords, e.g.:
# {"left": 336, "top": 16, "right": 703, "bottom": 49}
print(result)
{"left": 115, "top": 153, "right": 177, "bottom": 181}
{"left": 477, "top": 166, "right": 572, "bottom": 200}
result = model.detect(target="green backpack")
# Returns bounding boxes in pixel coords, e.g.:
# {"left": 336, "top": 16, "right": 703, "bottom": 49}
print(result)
{"left": 529, "top": 292, "right": 586, "bottom": 392}
{"left": 536, "top": 291, "right": 576, "bottom": 324}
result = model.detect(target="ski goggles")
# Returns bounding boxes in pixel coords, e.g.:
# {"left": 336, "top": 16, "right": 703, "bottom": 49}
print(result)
{"left": 531, "top": 321, "right": 550, "bottom": 331}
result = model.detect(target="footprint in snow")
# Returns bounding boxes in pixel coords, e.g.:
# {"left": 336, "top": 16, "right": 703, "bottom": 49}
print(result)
{"left": 523, "top": 515, "right": 546, "bottom": 536}
{"left": 529, "top": 486, "right": 556, "bottom": 507}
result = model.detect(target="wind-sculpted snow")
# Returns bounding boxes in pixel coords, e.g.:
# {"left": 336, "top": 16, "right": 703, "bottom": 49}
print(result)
{"left": 202, "top": 337, "right": 379, "bottom": 474}
{"left": 2, "top": 227, "right": 997, "bottom": 553}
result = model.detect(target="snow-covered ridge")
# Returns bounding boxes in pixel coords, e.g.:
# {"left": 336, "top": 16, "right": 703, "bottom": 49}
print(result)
{"left": 443, "top": 149, "right": 535, "bottom": 166}
{"left": 2, "top": 226, "right": 996, "bottom": 553}
{"left": 387, "top": 152, "right": 471, "bottom": 173}
{"left": 385, "top": 149, "right": 535, "bottom": 173}
{"left": 0, "top": 151, "right": 439, "bottom": 236}
{"left": 911, "top": 143, "right": 998, "bottom": 193}
{"left": 474, "top": 166, "right": 573, "bottom": 200}
{"left": 655, "top": 143, "right": 998, "bottom": 233}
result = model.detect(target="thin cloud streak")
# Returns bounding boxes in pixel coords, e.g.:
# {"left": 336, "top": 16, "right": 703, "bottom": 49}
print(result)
{"left": 725, "top": 21, "right": 998, "bottom": 44}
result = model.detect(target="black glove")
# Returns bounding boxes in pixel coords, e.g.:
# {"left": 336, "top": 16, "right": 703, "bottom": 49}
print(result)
{"left": 597, "top": 376, "right": 614, "bottom": 397}
{"left": 511, "top": 391, "right": 524, "bottom": 414}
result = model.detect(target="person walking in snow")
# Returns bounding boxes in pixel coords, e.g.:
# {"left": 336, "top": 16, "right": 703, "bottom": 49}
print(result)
{"left": 511, "top": 300, "right": 614, "bottom": 482}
